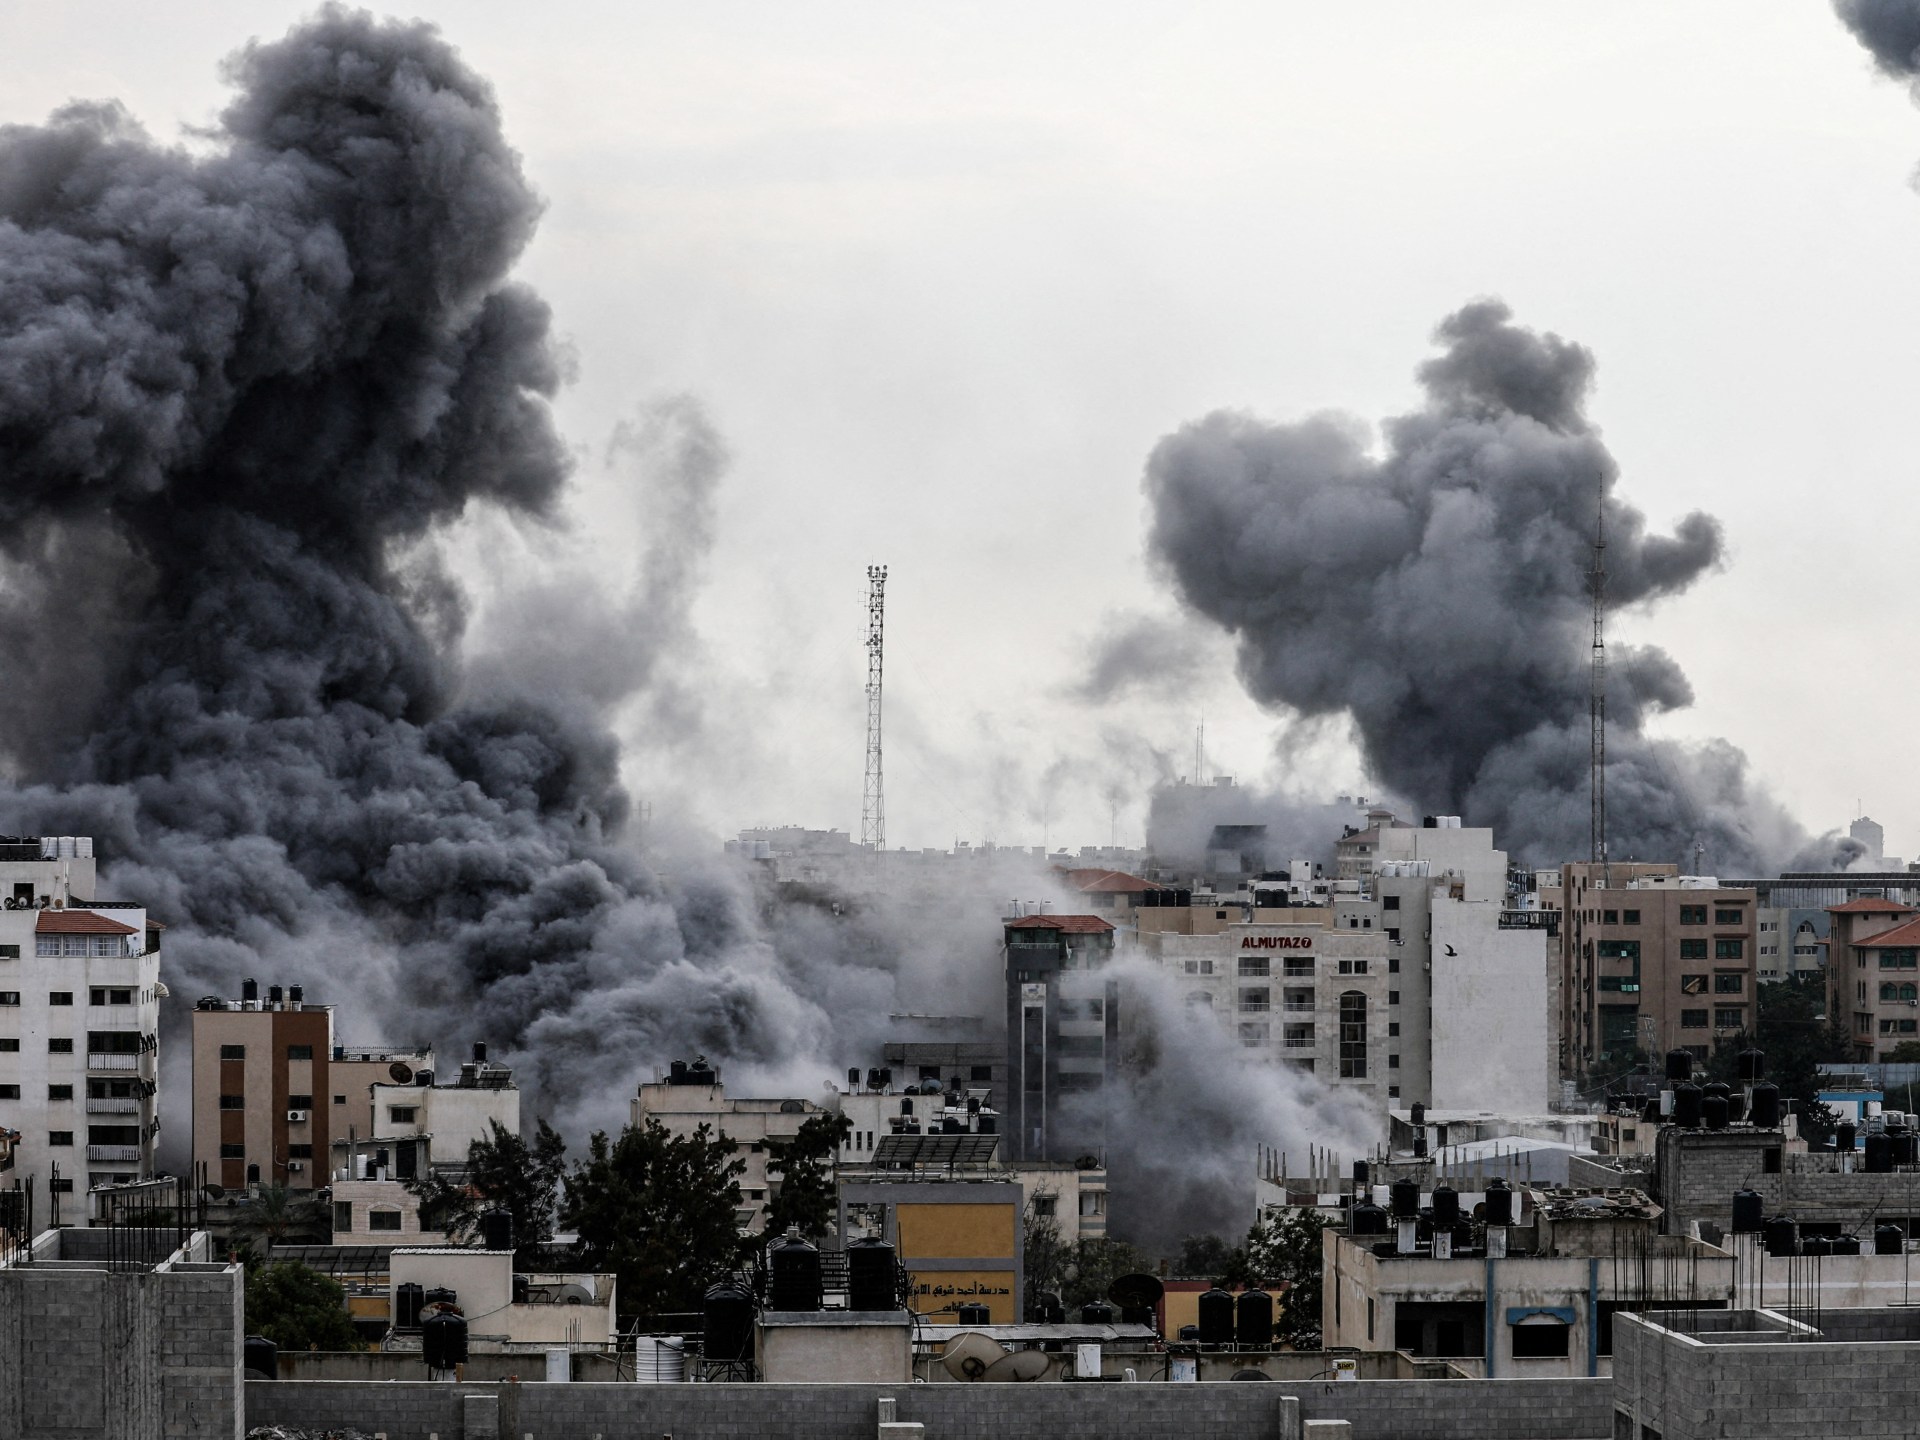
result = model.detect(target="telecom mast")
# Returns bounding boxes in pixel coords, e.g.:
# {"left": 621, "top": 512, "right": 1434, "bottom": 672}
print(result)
{"left": 1588, "top": 485, "right": 1608, "bottom": 880}
{"left": 861, "top": 566, "right": 888, "bottom": 856}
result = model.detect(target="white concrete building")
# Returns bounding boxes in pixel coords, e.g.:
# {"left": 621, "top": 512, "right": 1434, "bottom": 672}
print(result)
{"left": 0, "top": 836, "right": 161, "bottom": 1206}
{"left": 634, "top": 1068, "right": 822, "bottom": 1232}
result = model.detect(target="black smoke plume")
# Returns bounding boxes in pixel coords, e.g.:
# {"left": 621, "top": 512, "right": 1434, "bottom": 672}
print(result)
{"left": 0, "top": 8, "right": 953, "bottom": 1142}
{"left": 1837, "top": 0, "right": 1920, "bottom": 75}
{"left": 1141, "top": 300, "right": 1826, "bottom": 872}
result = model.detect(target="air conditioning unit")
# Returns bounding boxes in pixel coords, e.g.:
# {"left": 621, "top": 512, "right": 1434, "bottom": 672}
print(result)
{"left": 286, "top": 1109, "right": 308, "bottom": 1123}
{"left": 287, "top": 1161, "right": 305, "bottom": 1173}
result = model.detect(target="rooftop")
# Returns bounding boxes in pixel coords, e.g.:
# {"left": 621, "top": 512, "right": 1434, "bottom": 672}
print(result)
{"left": 1059, "top": 868, "right": 1163, "bottom": 894}
{"left": 1004, "top": 915, "right": 1114, "bottom": 935}
{"left": 1828, "top": 897, "right": 1916, "bottom": 915}
{"left": 1846, "top": 916, "right": 1920, "bottom": 948}
{"left": 34, "top": 910, "right": 137, "bottom": 935}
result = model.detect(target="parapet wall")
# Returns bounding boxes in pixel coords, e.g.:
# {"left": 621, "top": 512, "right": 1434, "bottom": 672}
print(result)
{"left": 245, "top": 1375, "right": 1611, "bottom": 1440}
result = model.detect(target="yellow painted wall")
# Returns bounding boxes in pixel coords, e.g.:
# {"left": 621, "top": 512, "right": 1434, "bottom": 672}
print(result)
{"left": 907, "top": 1268, "right": 1018, "bottom": 1324}
{"left": 895, "top": 1202, "right": 1015, "bottom": 1259}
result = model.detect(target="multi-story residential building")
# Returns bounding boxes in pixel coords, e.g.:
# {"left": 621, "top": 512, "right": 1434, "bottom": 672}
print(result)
{"left": 1822, "top": 897, "right": 1920, "bottom": 1062}
{"left": 1555, "top": 865, "right": 1759, "bottom": 1078}
{"left": 633, "top": 1064, "right": 820, "bottom": 1231}
{"left": 1002, "top": 915, "right": 1118, "bottom": 1163}
{"left": 189, "top": 981, "right": 432, "bottom": 1192}
{"left": 0, "top": 836, "right": 161, "bottom": 1206}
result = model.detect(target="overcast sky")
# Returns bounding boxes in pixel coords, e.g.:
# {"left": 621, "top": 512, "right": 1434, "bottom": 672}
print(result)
{"left": 5, "top": 3, "right": 1917, "bottom": 860}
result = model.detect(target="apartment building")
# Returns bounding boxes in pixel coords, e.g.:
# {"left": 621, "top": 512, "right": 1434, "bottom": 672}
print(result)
{"left": 1002, "top": 915, "right": 1118, "bottom": 1163}
{"left": 1555, "top": 865, "right": 1759, "bottom": 1078}
{"left": 189, "top": 980, "right": 432, "bottom": 1191}
{"left": 0, "top": 836, "right": 162, "bottom": 1205}
{"left": 1823, "top": 897, "right": 1920, "bottom": 1062}
{"left": 634, "top": 1063, "right": 819, "bottom": 1231}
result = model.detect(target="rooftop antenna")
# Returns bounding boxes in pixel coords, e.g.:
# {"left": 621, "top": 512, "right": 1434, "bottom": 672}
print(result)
{"left": 861, "top": 566, "right": 888, "bottom": 860}
{"left": 1588, "top": 478, "right": 1608, "bottom": 886}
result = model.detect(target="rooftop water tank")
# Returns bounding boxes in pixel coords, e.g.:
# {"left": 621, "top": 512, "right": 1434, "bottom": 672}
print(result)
{"left": 1389, "top": 1179, "right": 1420, "bottom": 1220}
{"left": 847, "top": 1236, "right": 897, "bottom": 1312}
{"left": 1351, "top": 1202, "right": 1389, "bottom": 1236}
{"left": 1080, "top": 1300, "right": 1117, "bottom": 1325}
{"left": 479, "top": 1207, "right": 514, "bottom": 1253}
{"left": 1876, "top": 1224, "right": 1905, "bottom": 1255}
{"left": 1484, "top": 1177, "right": 1515, "bottom": 1228}
{"left": 1673, "top": 1081, "right": 1703, "bottom": 1128}
{"left": 956, "top": 1303, "right": 992, "bottom": 1325}
{"left": 395, "top": 1282, "right": 425, "bottom": 1329}
{"left": 1702, "top": 1094, "right": 1729, "bottom": 1130}
{"left": 1235, "top": 1289, "right": 1274, "bottom": 1349}
{"left": 768, "top": 1232, "right": 823, "bottom": 1312}
{"left": 1749, "top": 1082, "right": 1781, "bottom": 1130}
{"left": 1665, "top": 1048, "right": 1693, "bottom": 1083}
{"left": 1196, "top": 1288, "right": 1235, "bottom": 1346}
{"left": 1431, "top": 1186, "right": 1461, "bottom": 1229}
{"left": 1731, "top": 1189, "right": 1763, "bottom": 1234}
{"left": 1764, "top": 1217, "right": 1798, "bottom": 1258}
{"left": 702, "top": 1282, "right": 755, "bottom": 1363}
{"left": 422, "top": 1311, "right": 468, "bottom": 1371}
{"left": 243, "top": 1336, "right": 277, "bottom": 1381}
{"left": 1737, "top": 1048, "right": 1766, "bottom": 1082}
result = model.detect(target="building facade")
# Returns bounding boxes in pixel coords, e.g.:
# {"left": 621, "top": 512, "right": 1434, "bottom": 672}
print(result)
{"left": 1823, "top": 898, "right": 1920, "bottom": 1062}
{"left": 1003, "top": 916, "right": 1118, "bottom": 1163}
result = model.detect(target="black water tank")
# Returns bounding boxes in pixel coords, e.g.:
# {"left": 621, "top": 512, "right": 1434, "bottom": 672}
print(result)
{"left": 1702, "top": 1094, "right": 1730, "bottom": 1130}
{"left": 395, "top": 1282, "right": 425, "bottom": 1329}
{"left": 1029, "top": 1290, "right": 1066, "bottom": 1325}
{"left": 1673, "top": 1081, "right": 1703, "bottom": 1128}
{"left": 473, "top": 1040, "right": 488, "bottom": 1063}
{"left": 1749, "top": 1083, "right": 1781, "bottom": 1129}
{"left": 1484, "top": 1178, "right": 1515, "bottom": 1228}
{"left": 1703, "top": 1081, "right": 1731, "bottom": 1106}
{"left": 703, "top": 1282, "right": 755, "bottom": 1362}
{"left": 848, "top": 1067, "right": 862, "bottom": 1089}
{"left": 1353, "top": 1159, "right": 1370, "bottom": 1187}
{"left": 1837, "top": 1121, "right": 1859, "bottom": 1155}
{"left": 1641, "top": 1096, "right": 1662, "bottom": 1124}
{"left": 1197, "top": 1287, "right": 1235, "bottom": 1346}
{"left": 1899, "top": 1132, "right": 1919, "bottom": 1167}
{"left": 241, "top": 978, "right": 258, "bottom": 1002}
{"left": 957, "top": 1303, "right": 992, "bottom": 1325}
{"left": 847, "top": 1236, "right": 897, "bottom": 1312}
{"left": 1665, "top": 1048, "right": 1694, "bottom": 1082}
{"left": 1390, "top": 1179, "right": 1420, "bottom": 1219}
{"left": 243, "top": 1335, "right": 277, "bottom": 1379}
{"left": 1831, "top": 1235, "right": 1862, "bottom": 1256}
{"left": 1738, "top": 1048, "right": 1766, "bottom": 1082}
{"left": 669, "top": 1060, "right": 689, "bottom": 1084}
{"left": 1727, "top": 1087, "right": 1747, "bottom": 1124}
{"left": 1410, "top": 1102, "right": 1427, "bottom": 1128}
{"left": 479, "top": 1207, "right": 514, "bottom": 1253}
{"left": 1731, "top": 1189, "right": 1763, "bottom": 1234}
{"left": 1764, "top": 1217, "right": 1798, "bottom": 1257}
{"left": 424, "top": 1286, "right": 457, "bottom": 1310}
{"left": 1080, "top": 1300, "right": 1117, "bottom": 1325}
{"left": 1351, "top": 1202, "right": 1389, "bottom": 1236}
{"left": 268, "top": 984, "right": 283, "bottom": 1005}
{"left": 512, "top": 1274, "right": 529, "bottom": 1304}
{"left": 422, "top": 1311, "right": 468, "bottom": 1370}
{"left": 769, "top": 1233, "right": 823, "bottom": 1311}
{"left": 1412, "top": 1128, "right": 1428, "bottom": 1159}
{"left": 977, "top": 1115, "right": 997, "bottom": 1135}
{"left": 1801, "top": 1233, "right": 1836, "bottom": 1258}
{"left": 1431, "top": 1186, "right": 1461, "bottom": 1229}
{"left": 1877, "top": 1224, "right": 1905, "bottom": 1255}
{"left": 1120, "top": 1303, "right": 1155, "bottom": 1328}
{"left": 1235, "top": 1288, "right": 1274, "bottom": 1348}
{"left": 1866, "top": 1132, "right": 1894, "bottom": 1174}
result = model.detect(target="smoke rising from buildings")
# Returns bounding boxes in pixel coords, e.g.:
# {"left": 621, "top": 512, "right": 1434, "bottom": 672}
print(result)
{"left": 1837, "top": 0, "right": 1920, "bottom": 76}
{"left": 1139, "top": 299, "right": 1833, "bottom": 873}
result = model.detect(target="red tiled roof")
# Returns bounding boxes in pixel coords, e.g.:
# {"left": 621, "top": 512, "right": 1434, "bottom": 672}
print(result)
{"left": 1062, "top": 869, "right": 1163, "bottom": 894}
{"left": 35, "top": 910, "right": 137, "bottom": 936}
{"left": 1849, "top": 917, "right": 1920, "bottom": 949}
{"left": 1827, "top": 898, "right": 1915, "bottom": 914}
{"left": 1006, "top": 915, "right": 1115, "bottom": 934}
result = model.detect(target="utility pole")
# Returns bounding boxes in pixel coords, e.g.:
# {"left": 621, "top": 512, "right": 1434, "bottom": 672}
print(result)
{"left": 1588, "top": 484, "right": 1608, "bottom": 885}
{"left": 861, "top": 566, "right": 888, "bottom": 859}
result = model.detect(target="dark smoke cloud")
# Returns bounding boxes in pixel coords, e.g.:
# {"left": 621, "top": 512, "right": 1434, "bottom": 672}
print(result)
{"left": 0, "top": 8, "right": 947, "bottom": 1146}
{"left": 1837, "top": 0, "right": 1920, "bottom": 75}
{"left": 1141, "top": 300, "right": 1819, "bottom": 872}
{"left": 1073, "top": 612, "right": 1218, "bottom": 704}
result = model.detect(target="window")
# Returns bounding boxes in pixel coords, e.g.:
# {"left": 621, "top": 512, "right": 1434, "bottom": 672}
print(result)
{"left": 367, "top": 1209, "right": 403, "bottom": 1233}
{"left": 1714, "top": 973, "right": 1744, "bottom": 993}
{"left": 48, "top": 1038, "right": 73, "bottom": 1053}
{"left": 1882, "top": 983, "right": 1900, "bottom": 1002}
{"left": 0, "top": 1085, "right": 16, "bottom": 1099}
{"left": 88, "top": 1032, "right": 139, "bottom": 1054}
{"left": 1881, "top": 1018, "right": 1920, "bottom": 1035}
{"left": 1603, "top": 909, "right": 1619, "bottom": 924}
{"left": 1599, "top": 939, "right": 1640, "bottom": 961}
{"left": 287, "top": 1093, "right": 313, "bottom": 1109}
{"left": 48, "top": 1131, "right": 73, "bottom": 1146}
{"left": 47, "top": 1085, "right": 72, "bottom": 1101}
{"left": 1388, "top": 1022, "right": 1401, "bottom": 1037}
{"left": 1388, "top": 990, "right": 1400, "bottom": 1005}
{"left": 0, "top": 993, "right": 16, "bottom": 1007}
{"left": 1680, "top": 906, "right": 1707, "bottom": 925}
{"left": 88, "top": 1126, "right": 138, "bottom": 1145}
{"left": 220, "top": 1144, "right": 244, "bottom": 1159}
{"left": 334, "top": 1095, "right": 347, "bottom": 1105}
{"left": 970, "top": 1066, "right": 992, "bottom": 1082}
{"left": 1881, "top": 949, "right": 1919, "bottom": 970}
{"left": 0, "top": 944, "right": 16, "bottom": 959}
{"left": 48, "top": 992, "right": 72, "bottom": 1006}
{"left": 286, "top": 1045, "right": 313, "bottom": 1061}
{"left": 1681, "top": 974, "right": 1709, "bottom": 994}
{"left": 0, "top": 1038, "right": 15, "bottom": 1052}
{"left": 1715, "top": 908, "right": 1744, "bottom": 925}
{"left": 1714, "top": 1008, "right": 1745, "bottom": 1030}
{"left": 219, "top": 1044, "right": 245, "bottom": 1060}
{"left": 1383, "top": 895, "right": 1400, "bottom": 911}
{"left": 388, "top": 1106, "right": 418, "bottom": 1124}
{"left": 1339, "top": 991, "right": 1368, "bottom": 1079}
{"left": 33, "top": 938, "right": 56, "bottom": 958}
{"left": 288, "top": 1144, "right": 313, "bottom": 1159}
{"left": 1715, "top": 939, "right": 1744, "bottom": 961}
{"left": 1386, "top": 928, "right": 1400, "bottom": 943}
{"left": 1338, "top": 959, "right": 1369, "bottom": 975}
{"left": 1681, "top": 1010, "right": 1709, "bottom": 1029}
{"left": 333, "top": 1201, "right": 353, "bottom": 1232}
{"left": 1388, "top": 1054, "right": 1400, "bottom": 1069}
{"left": 1622, "top": 910, "right": 1641, "bottom": 925}
{"left": 1238, "top": 957, "right": 1270, "bottom": 977}
{"left": 1388, "top": 955, "right": 1400, "bottom": 973}
{"left": 219, "top": 1094, "right": 245, "bottom": 1110}
{"left": 1033, "top": 1195, "right": 1057, "bottom": 1218}
{"left": 1511, "top": 1321, "right": 1571, "bottom": 1359}
{"left": 1239, "top": 1022, "right": 1270, "bottom": 1046}
{"left": 1680, "top": 940, "right": 1708, "bottom": 960}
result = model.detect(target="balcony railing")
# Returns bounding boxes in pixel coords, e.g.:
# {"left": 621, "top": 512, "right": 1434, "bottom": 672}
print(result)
{"left": 86, "top": 1053, "right": 139, "bottom": 1071}
{"left": 1282, "top": 1002, "right": 1315, "bottom": 1014}
{"left": 1283, "top": 1035, "right": 1315, "bottom": 1049}
{"left": 86, "top": 1097, "right": 141, "bottom": 1114}
{"left": 1238, "top": 1002, "right": 1271, "bottom": 1013}
{"left": 86, "top": 1145, "right": 140, "bottom": 1162}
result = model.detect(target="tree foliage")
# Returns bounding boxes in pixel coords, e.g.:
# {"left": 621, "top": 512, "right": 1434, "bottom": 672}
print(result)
{"left": 1244, "top": 1211, "right": 1335, "bottom": 1348}
{"left": 561, "top": 1119, "right": 749, "bottom": 1323}
{"left": 763, "top": 1110, "right": 852, "bottom": 1240}
{"left": 406, "top": 1118, "right": 567, "bottom": 1266}
{"left": 1176, "top": 1232, "right": 1249, "bottom": 1285}
{"left": 244, "top": 1261, "right": 363, "bottom": 1353}
{"left": 1022, "top": 1195, "right": 1071, "bottom": 1306}
{"left": 1708, "top": 972, "right": 1843, "bottom": 1145}
{"left": 233, "top": 1185, "right": 328, "bottom": 1252}
{"left": 1057, "top": 1236, "right": 1157, "bottom": 1310}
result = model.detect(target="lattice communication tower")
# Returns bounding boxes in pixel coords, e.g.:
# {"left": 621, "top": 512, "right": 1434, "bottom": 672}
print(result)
{"left": 861, "top": 566, "right": 888, "bottom": 855}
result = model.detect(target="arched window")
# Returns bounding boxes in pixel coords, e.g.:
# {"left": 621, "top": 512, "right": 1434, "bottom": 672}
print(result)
{"left": 1339, "top": 991, "right": 1368, "bottom": 1078}
{"left": 1902, "top": 985, "right": 1916, "bottom": 1005}
{"left": 1883, "top": 983, "right": 1899, "bottom": 1002}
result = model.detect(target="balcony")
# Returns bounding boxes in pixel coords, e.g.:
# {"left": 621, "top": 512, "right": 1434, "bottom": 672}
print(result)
{"left": 1282, "top": 1002, "right": 1315, "bottom": 1014}
{"left": 1282, "top": 962, "right": 1314, "bottom": 978}
{"left": 86, "top": 1097, "right": 140, "bottom": 1114}
{"left": 85, "top": 1007, "right": 142, "bottom": 1027}
{"left": 86, "top": 1053, "right": 139, "bottom": 1072}
{"left": 1238, "top": 1002, "right": 1271, "bottom": 1013}
{"left": 1283, "top": 1035, "right": 1316, "bottom": 1050}
{"left": 86, "top": 1145, "right": 140, "bottom": 1163}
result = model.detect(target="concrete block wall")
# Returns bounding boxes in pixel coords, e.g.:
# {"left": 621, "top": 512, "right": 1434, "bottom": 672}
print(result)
{"left": 0, "top": 1261, "right": 242, "bottom": 1440}
{"left": 1654, "top": 1127, "right": 1920, "bottom": 1235}
{"left": 245, "top": 1375, "right": 1612, "bottom": 1440}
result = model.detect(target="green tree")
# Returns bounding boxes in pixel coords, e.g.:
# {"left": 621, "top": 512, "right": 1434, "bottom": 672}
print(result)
{"left": 244, "top": 1261, "right": 364, "bottom": 1352}
{"left": 1881, "top": 1041, "right": 1920, "bottom": 1065}
{"left": 1022, "top": 1194, "right": 1071, "bottom": 1307}
{"left": 1244, "top": 1210, "right": 1335, "bottom": 1348}
{"left": 1058, "top": 1236, "right": 1156, "bottom": 1310}
{"left": 1708, "top": 972, "right": 1845, "bottom": 1145}
{"left": 762, "top": 1111, "right": 853, "bottom": 1240}
{"left": 1175, "top": 1232, "right": 1248, "bottom": 1284}
{"left": 233, "top": 1185, "right": 329, "bottom": 1253}
{"left": 406, "top": 1118, "right": 567, "bottom": 1266}
{"left": 562, "top": 1119, "right": 749, "bottom": 1323}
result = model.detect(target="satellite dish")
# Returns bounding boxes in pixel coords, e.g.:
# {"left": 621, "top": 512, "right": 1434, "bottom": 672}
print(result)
{"left": 1230, "top": 1368, "right": 1272, "bottom": 1381}
{"left": 389, "top": 1061, "right": 414, "bottom": 1084}
{"left": 983, "top": 1349, "right": 1051, "bottom": 1382}
{"left": 1107, "top": 1272, "right": 1164, "bottom": 1310}
{"left": 941, "top": 1332, "right": 1008, "bottom": 1382}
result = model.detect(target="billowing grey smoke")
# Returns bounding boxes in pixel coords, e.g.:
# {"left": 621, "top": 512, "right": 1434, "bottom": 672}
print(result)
{"left": 1142, "top": 301, "right": 1820, "bottom": 872}
{"left": 0, "top": 9, "right": 932, "bottom": 1143}
{"left": 1837, "top": 0, "right": 1920, "bottom": 74}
